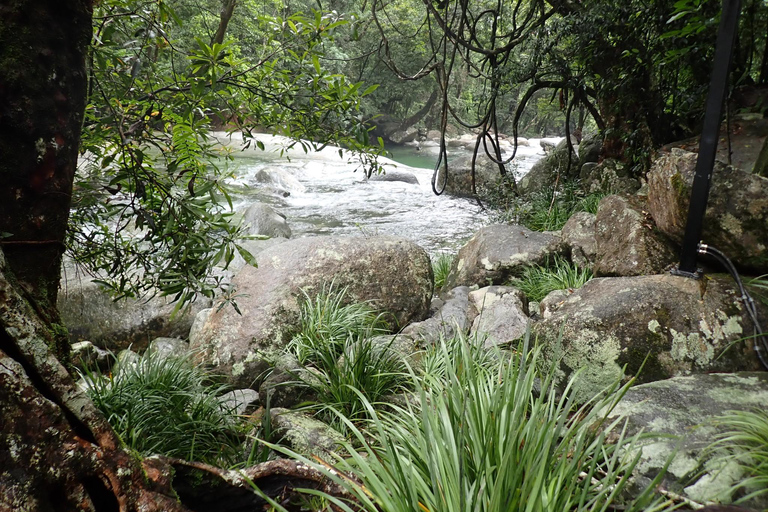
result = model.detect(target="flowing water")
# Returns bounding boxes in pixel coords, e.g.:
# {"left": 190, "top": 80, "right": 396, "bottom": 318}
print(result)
{"left": 218, "top": 133, "right": 556, "bottom": 255}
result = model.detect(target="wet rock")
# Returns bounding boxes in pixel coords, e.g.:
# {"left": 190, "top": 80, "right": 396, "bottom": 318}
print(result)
{"left": 443, "top": 225, "right": 565, "bottom": 289}
{"left": 647, "top": 148, "right": 768, "bottom": 273}
{"left": 253, "top": 167, "right": 306, "bottom": 195}
{"left": 190, "top": 236, "right": 433, "bottom": 387}
{"left": 368, "top": 169, "right": 419, "bottom": 185}
{"left": 241, "top": 203, "right": 291, "bottom": 239}
{"left": 269, "top": 408, "right": 345, "bottom": 460}
{"left": 562, "top": 212, "right": 596, "bottom": 269}
{"left": 533, "top": 274, "right": 764, "bottom": 402}
{"left": 594, "top": 195, "right": 677, "bottom": 277}
{"left": 607, "top": 372, "right": 768, "bottom": 509}
{"left": 402, "top": 286, "right": 472, "bottom": 344}
{"left": 468, "top": 286, "right": 529, "bottom": 348}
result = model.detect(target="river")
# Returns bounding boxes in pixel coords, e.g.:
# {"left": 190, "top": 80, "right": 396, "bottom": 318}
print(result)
{"left": 217, "top": 133, "right": 556, "bottom": 256}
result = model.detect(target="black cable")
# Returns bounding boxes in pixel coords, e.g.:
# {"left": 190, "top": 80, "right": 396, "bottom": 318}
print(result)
{"left": 698, "top": 243, "right": 768, "bottom": 370}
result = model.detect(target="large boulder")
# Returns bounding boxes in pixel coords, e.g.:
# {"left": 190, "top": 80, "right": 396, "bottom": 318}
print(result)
{"left": 519, "top": 139, "right": 580, "bottom": 195}
{"left": 467, "top": 286, "right": 529, "bottom": 348}
{"left": 241, "top": 203, "right": 291, "bottom": 239}
{"left": 190, "top": 236, "right": 433, "bottom": 387}
{"left": 438, "top": 152, "right": 507, "bottom": 198}
{"left": 648, "top": 148, "right": 768, "bottom": 273}
{"left": 533, "top": 274, "right": 764, "bottom": 402}
{"left": 443, "top": 225, "right": 565, "bottom": 290}
{"left": 58, "top": 261, "right": 208, "bottom": 352}
{"left": 607, "top": 372, "right": 768, "bottom": 508}
{"left": 561, "top": 212, "right": 596, "bottom": 269}
{"left": 252, "top": 167, "right": 306, "bottom": 195}
{"left": 594, "top": 195, "right": 678, "bottom": 277}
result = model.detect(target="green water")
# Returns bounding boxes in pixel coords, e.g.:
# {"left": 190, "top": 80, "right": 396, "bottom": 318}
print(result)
{"left": 385, "top": 144, "right": 438, "bottom": 170}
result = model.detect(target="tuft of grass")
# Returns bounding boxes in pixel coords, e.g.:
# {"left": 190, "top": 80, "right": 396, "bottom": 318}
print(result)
{"left": 81, "top": 351, "right": 244, "bottom": 466}
{"left": 746, "top": 274, "right": 768, "bottom": 307}
{"left": 299, "top": 334, "right": 410, "bottom": 428}
{"left": 510, "top": 255, "right": 593, "bottom": 302}
{"left": 289, "top": 283, "right": 389, "bottom": 365}
{"left": 488, "top": 182, "right": 605, "bottom": 232}
{"left": 290, "top": 284, "right": 408, "bottom": 428}
{"left": 265, "top": 334, "right": 672, "bottom": 512}
{"left": 706, "top": 408, "right": 768, "bottom": 503}
{"left": 431, "top": 252, "right": 454, "bottom": 290}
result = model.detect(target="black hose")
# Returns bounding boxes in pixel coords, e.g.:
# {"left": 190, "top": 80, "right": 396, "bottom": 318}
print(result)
{"left": 698, "top": 243, "right": 768, "bottom": 370}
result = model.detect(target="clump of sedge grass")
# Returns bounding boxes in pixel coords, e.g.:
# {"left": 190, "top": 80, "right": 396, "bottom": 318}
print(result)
{"left": 82, "top": 351, "right": 244, "bottom": 466}
{"left": 289, "top": 284, "right": 409, "bottom": 428}
{"left": 705, "top": 408, "right": 768, "bottom": 503}
{"left": 261, "top": 334, "right": 671, "bottom": 512}
{"left": 510, "top": 254, "right": 593, "bottom": 302}
{"left": 431, "top": 252, "right": 454, "bottom": 290}
{"left": 488, "top": 181, "right": 605, "bottom": 232}
{"left": 290, "top": 283, "right": 389, "bottom": 365}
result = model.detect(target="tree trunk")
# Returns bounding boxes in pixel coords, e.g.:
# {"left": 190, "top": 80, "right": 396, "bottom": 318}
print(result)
{"left": 212, "top": 0, "right": 237, "bottom": 46}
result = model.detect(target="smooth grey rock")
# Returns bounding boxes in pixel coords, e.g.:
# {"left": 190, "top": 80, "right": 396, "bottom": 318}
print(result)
{"left": 443, "top": 225, "right": 565, "bottom": 289}
{"left": 578, "top": 135, "right": 602, "bottom": 168}
{"left": 402, "top": 286, "right": 471, "bottom": 344}
{"left": 223, "top": 237, "right": 288, "bottom": 274}
{"left": 368, "top": 169, "right": 419, "bottom": 185}
{"left": 241, "top": 203, "right": 291, "bottom": 239}
{"left": 191, "top": 236, "right": 433, "bottom": 387}
{"left": 562, "top": 211, "right": 596, "bottom": 269}
{"left": 113, "top": 349, "right": 140, "bottom": 374}
{"left": 606, "top": 372, "right": 768, "bottom": 508}
{"left": 146, "top": 337, "right": 189, "bottom": 360}
{"left": 534, "top": 274, "right": 764, "bottom": 402}
{"left": 594, "top": 195, "right": 677, "bottom": 277}
{"left": 648, "top": 148, "right": 768, "bottom": 273}
{"left": 269, "top": 408, "right": 345, "bottom": 460}
{"left": 218, "top": 389, "right": 260, "bottom": 416}
{"left": 58, "top": 261, "right": 208, "bottom": 352}
{"left": 252, "top": 167, "right": 306, "bottom": 195}
{"left": 519, "top": 139, "right": 579, "bottom": 194}
{"left": 437, "top": 152, "right": 509, "bottom": 199}
{"left": 468, "top": 286, "right": 529, "bottom": 348}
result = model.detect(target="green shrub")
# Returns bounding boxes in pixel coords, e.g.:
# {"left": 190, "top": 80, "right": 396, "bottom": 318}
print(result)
{"left": 82, "top": 351, "right": 244, "bottom": 466}
{"left": 432, "top": 252, "right": 454, "bottom": 290}
{"left": 510, "top": 255, "right": 593, "bottom": 302}
{"left": 265, "top": 335, "right": 671, "bottom": 512}
{"left": 298, "top": 334, "right": 410, "bottom": 428}
{"left": 289, "top": 283, "right": 389, "bottom": 365}
{"left": 706, "top": 408, "right": 768, "bottom": 502}
{"left": 290, "top": 285, "right": 408, "bottom": 428}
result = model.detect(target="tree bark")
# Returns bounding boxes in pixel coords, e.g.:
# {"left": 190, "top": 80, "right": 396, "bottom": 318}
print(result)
{"left": 0, "top": 0, "right": 91, "bottom": 325}
{"left": 212, "top": 0, "right": 237, "bottom": 46}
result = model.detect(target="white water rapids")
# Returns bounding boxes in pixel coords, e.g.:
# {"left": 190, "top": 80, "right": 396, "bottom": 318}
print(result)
{"left": 217, "top": 133, "right": 557, "bottom": 255}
